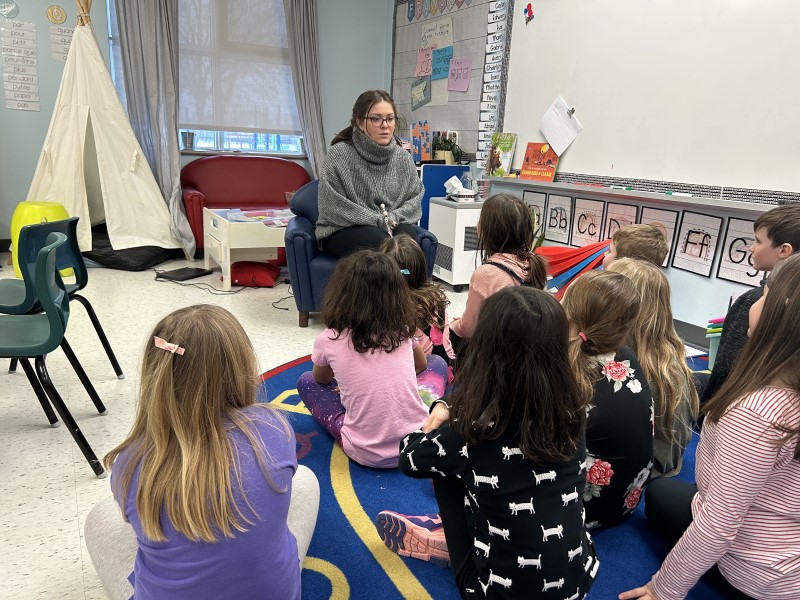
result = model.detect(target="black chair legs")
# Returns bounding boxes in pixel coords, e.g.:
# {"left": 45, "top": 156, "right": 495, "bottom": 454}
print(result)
{"left": 18, "top": 358, "right": 59, "bottom": 427}
{"left": 9, "top": 358, "right": 18, "bottom": 373}
{"left": 60, "top": 337, "right": 107, "bottom": 415}
{"left": 72, "top": 294, "right": 125, "bottom": 379}
{"left": 35, "top": 355, "right": 106, "bottom": 478}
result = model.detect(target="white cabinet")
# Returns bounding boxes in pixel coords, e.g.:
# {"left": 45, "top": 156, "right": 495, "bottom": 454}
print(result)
{"left": 427, "top": 197, "right": 484, "bottom": 291}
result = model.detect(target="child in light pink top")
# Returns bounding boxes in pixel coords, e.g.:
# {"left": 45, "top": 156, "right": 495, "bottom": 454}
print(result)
{"left": 297, "top": 250, "right": 448, "bottom": 468}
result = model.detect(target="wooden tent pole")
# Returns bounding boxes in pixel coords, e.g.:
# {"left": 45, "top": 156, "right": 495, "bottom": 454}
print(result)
{"left": 76, "top": 0, "right": 92, "bottom": 26}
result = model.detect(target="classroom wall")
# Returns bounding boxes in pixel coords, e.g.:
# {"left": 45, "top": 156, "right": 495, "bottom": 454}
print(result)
{"left": 0, "top": 0, "right": 110, "bottom": 245}
{"left": 0, "top": 0, "right": 396, "bottom": 242}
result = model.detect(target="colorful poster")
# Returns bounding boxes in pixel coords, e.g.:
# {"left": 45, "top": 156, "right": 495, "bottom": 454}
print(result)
{"left": 545, "top": 195, "right": 573, "bottom": 245}
{"left": 671, "top": 211, "right": 723, "bottom": 278}
{"left": 448, "top": 57, "right": 471, "bottom": 91}
{"left": 716, "top": 218, "right": 763, "bottom": 287}
{"left": 431, "top": 45, "right": 453, "bottom": 80}
{"left": 571, "top": 198, "right": 605, "bottom": 247}
{"left": 603, "top": 203, "right": 639, "bottom": 240}
{"left": 639, "top": 207, "right": 680, "bottom": 267}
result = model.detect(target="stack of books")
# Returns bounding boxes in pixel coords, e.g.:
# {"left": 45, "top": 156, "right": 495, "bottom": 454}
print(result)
{"left": 706, "top": 317, "right": 725, "bottom": 370}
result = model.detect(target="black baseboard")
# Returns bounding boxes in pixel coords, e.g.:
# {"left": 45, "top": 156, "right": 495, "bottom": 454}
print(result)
{"left": 675, "top": 320, "right": 708, "bottom": 350}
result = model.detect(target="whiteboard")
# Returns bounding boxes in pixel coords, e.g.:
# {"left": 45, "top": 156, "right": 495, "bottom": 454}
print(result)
{"left": 503, "top": 0, "right": 800, "bottom": 192}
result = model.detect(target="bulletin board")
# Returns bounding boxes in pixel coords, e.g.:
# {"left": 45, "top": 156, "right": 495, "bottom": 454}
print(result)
{"left": 501, "top": 0, "right": 800, "bottom": 193}
{"left": 392, "top": 0, "right": 506, "bottom": 158}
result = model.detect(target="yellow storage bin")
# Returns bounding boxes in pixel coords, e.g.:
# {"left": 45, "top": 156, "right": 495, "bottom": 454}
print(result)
{"left": 10, "top": 201, "right": 73, "bottom": 279}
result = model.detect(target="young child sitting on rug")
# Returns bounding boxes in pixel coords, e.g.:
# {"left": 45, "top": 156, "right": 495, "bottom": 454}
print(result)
{"left": 602, "top": 223, "right": 670, "bottom": 268}
{"left": 376, "top": 287, "right": 599, "bottom": 600}
{"left": 561, "top": 270, "right": 654, "bottom": 528}
{"left": 297, "top": 250, "right": 448, "bottom": 468}
{"left": 380, "top": 233, "right": 454, "bottom": 365}
{"left": 448, "top": 193, "right": 548, "bottom": 358}
{"left": 622, "top": 254, "right": 800, "bottom": 600}
{"left": 607, "top": 258, "right": 699, "bottom": 479}
{"left": 700, "top": 203, "right": 800, "bottom": 407}
{"left": 91, "top": 305, "right": 319, "bottom": 600}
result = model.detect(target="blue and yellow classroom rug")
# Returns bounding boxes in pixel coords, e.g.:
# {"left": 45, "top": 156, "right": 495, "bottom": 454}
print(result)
{"left": 258, "top": 357, "right": 727, "bottom": 600}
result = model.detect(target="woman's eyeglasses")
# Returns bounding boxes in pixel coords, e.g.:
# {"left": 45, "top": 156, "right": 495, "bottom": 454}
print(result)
{"left": 364, "top": 115, "right": 396, "bottom": 126}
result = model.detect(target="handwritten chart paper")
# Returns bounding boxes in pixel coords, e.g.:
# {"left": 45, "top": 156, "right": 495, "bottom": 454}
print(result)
{"left": 716, "top": 218, "right": 762, "bottom": 287}
{"left": 671, "top": 211, "right": 722, "bottom": 278}
{"left": 571, "top": 198, "right": 605, "bottom": 247}
{"left": 431, "top": 46, "right": 453, "bottom": 80}
{"left": 640, "top": 207, "right": 680, "bottom": 267}
{"left": 544, "top": 195, "right": 573, "bottom": 245}
{"left": 414, "top": 46, "right": 434, "bottom": 78}
{"left": 448, "top": 57, "right": 471, "bottom": 92}
{"left": 420, "top": 17, "right": 453, "bottom": 48}
{"left": 522, "top": 191, "right": 548, "bottom": 239}
{"left": 539, "top": 96, "right": 582, "bottom": 156}
{"left": 603, "top": 203, "right": 638, "bottom": 240}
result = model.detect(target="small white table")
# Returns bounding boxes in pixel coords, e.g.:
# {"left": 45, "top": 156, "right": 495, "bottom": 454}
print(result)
{"left": 203, "top": 208, "right": 287, "bottom": 291}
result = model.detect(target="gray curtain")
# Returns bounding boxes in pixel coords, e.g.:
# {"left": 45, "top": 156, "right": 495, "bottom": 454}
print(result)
{"left": 283, "top": 0, "right": 326, "bottom": 178}
{"left": 113, "top": 0, "right": 195, "bottom": 258}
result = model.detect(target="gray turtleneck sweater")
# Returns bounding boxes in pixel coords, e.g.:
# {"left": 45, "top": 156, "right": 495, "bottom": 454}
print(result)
{"left": 315, "top": 127, "right": 424, "bottom": 241}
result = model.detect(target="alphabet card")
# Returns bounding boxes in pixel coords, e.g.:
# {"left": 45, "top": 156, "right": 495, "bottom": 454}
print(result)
{"left": 571, "top": 198, "right": 605, "bottom": 247}
{"left": 640, "top": 207, "right": 680, "bottom": 267}
{"left": 716, "top": 218, "right": 763, "bottom": 287}
{"left": 522, "top": 191, "right": 547, "bottom": 239}
{"left": 603, "top": 203, "right": 639, "bottom": 240}
{"left": 544, "top": 195, "right": 573, "bottom": 245}
{"left": 671, "top": 211, "right": 723, "bottom": 278}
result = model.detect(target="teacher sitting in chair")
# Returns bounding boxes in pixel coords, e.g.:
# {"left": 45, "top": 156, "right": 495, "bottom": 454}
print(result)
{"left": 316, "top": 90, "right": 424, "bottom": 258}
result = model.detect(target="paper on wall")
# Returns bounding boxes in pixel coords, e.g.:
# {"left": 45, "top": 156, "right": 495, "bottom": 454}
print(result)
{"left": 539, "top": 95, "right": 583, "bottom": 156}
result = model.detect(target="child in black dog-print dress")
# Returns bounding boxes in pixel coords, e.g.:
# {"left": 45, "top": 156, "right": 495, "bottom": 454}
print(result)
{"left": 379, "top": 287, "right": 598, "bottom": 600}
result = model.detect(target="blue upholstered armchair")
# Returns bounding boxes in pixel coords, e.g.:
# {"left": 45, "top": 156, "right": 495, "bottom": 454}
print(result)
{"left": 284, "top": 180, "right": 439, "bottom": 327}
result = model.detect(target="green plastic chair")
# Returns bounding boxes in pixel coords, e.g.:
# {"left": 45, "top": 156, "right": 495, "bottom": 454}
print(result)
{"left": 0, "top": 216, "right": 124, "bottom": 379}
{"left": 0, "top": 232, "right": 106, "bottom": 477}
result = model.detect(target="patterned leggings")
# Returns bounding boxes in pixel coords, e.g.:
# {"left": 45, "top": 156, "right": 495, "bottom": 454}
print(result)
{"left": 296, "top": 354, "right": 449, "bottom": 441}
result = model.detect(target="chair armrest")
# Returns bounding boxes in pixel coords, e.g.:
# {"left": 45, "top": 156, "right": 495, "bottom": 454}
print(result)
{"left": 284, "top": 216, "right": 320, "bottom": 313}
{"left": 410, "top": 225, "right": 439, "bottom": 279}
{"left": 182, "top": 187, "right": 207, "bottom": 248}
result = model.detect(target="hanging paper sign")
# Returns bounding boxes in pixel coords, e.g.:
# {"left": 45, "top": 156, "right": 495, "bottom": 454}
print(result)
{"left": 407, "top": 0, "right": 415, "bottom": 22}
{"left": 447, "top": 57, "right": 471, "bottom": 92}
{"left": 487, "top": 31, "right": 505, "bottom": 44}
{"left": 476, "top": 151, "right": 489, "bottom": 160}
{"left": 485, "top": 52, "right": 503, "bottom": 64}
{"left": 488, "top": 21, "right": 506, "bottom": 34}
{"left": 485, "top": 62, "right": 502, "bottom": 74}
{"left": 488, "top": 10, "right": 506, "bottom": 23}
{"left": 431, "top": 45, "right": 453, "bottom": 80}
{"left": 483, "top": 81, "right": 501, "bottom": 92}
{"left": 478, "top": 130, "right": 493, "bottom": 141}
{"left": 483, "top": 71, "right": 501, "bottom": 83}
{"left": 477, "top": 140, "right": 492, "bottom": 151}
{"left": 439, "top": 0, "right": 447, "bottom": 13}
{"left": 455, "top": 0, "right": 464, "bottom": 6}
{"left": 46, "top": 5, "right": 67, "bottom": 24}
{"left": 422, "top": 0, "right": 431, "bottom": 18}
{"left": 414, "top": 46, "right": 435, "bottom": 77}
{"left": 480, "top": 112, "right": 498, "bottom": 123}
{"left": 480, "top": 101, "right": 499, "bottom": 111}
{"left": 482, "top": 91, "right": 499, "bottom": 102}
{"left": 489, "top": 1, "right": 507, "bottom": 11}
{"left": 478, "top": 121, "right": 494, "bottom": 131}
{"left": 416, "top": 0, "right": 422, "bottom": 20}
{"left": 431, "top": 0, "right": 437, "bottom": 16}
{"left": 411, "top": 77, "right": 432, "bottom": 111}
{"left": 486, "top": 41, "right": 504, "bottom": 54}
{"left": 465, "top": 0, "right": 472, "bottom": 5}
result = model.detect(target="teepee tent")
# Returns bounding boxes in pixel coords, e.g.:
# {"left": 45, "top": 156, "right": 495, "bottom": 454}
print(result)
{"left": 26, "top": 0, "right": 180, "bottom": 254}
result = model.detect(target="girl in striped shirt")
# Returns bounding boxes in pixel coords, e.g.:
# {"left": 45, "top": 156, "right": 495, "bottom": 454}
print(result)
{"left": 620, "top": 254, "right": 800, "bottom": 600}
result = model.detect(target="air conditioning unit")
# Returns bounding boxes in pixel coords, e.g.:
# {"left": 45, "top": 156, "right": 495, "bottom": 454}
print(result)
{"left": 428, "top": 197, "right": 484, "bottom": 292}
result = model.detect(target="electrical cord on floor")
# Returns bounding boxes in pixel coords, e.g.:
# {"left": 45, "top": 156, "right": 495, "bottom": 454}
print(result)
{"left": 271, "top": 279, "right": 294, "bottom": 310}
{"left": 151, "top": 268, "right": 250, "bottom": 295}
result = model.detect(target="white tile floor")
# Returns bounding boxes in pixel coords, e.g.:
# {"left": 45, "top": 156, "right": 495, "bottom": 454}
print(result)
{"left": 0, "top": 254, "right": 467, "bottom": 600}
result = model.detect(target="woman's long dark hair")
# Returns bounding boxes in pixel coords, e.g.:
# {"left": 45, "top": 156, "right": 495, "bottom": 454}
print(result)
{"left": 380, "top": 234, "right": 449, "bottom": 328}
{"left": 331, "top": 89, "right": 401, "bottom": 147}
{"left": 450, "top": 287, "right": 588, "bottom": 462}
{"left": 321, "top": 250, "right": 417, "bottom": 353}
{"left": 704, "top": 254, "right": 800, "bottom": 459}
{"left": 478, "top": 194, "right": 548, "bottom": 288}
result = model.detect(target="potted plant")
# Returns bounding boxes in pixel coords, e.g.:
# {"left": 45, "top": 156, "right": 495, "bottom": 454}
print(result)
{"left": 432, "top": 135, "right": 463, "bottom": 165}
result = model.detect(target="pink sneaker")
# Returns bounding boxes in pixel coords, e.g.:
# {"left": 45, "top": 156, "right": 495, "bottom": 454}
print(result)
{"left": 374, "top": 511, "right": 450, "bottom": 567}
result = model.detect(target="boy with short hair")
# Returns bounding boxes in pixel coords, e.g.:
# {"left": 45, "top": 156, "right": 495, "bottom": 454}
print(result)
{"left": 602, "top": 223, "right": 670, "bottom": 268}
{"left": 701, "top": 203, "right": 800, "bottom": 404}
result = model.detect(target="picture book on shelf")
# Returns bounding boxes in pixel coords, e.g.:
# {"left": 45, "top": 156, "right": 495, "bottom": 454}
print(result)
{"left": 485, "top": 132, "right": 517, "bottom": 177}
{"left": 520, "top": 142, "right": 560, "bottom": 181}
